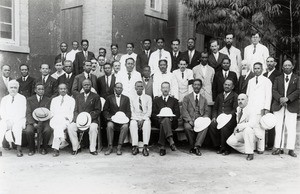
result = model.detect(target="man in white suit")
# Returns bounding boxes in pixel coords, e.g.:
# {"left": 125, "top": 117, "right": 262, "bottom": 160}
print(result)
{"left": 246, "top": 62, "right": 272, "bottom": 153}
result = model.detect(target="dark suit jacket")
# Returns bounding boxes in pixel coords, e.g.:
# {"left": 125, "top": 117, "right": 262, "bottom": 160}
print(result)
{"left": 36, "top": 76, "right": 58, "bottom": 98}
{"left": 238, "top": 71, "right": 254, "bottom": 94}
{"left": 74, "top": 92, "right": 101, "bottom": 123}
{"left": 0, "top": 77, "right": 11, "bottom": 101}
{"left": 17, "top": 76, "right": 35, "bottom": 98}
{"left": 212, "top": 92, "right": 238, "bottom": 119}
{"left": 72, "top": 73, "right": 98, "bottom": 98}
{"left": 263, "top": 69, "right": 282, "bottom": 84}
{"left": 181, "top": 50, "right": 201, "bottom": 69}
{"left": 212, "top": 70, "right": 238, "bottom": 100}
{"left": 54, "top": 53, "right": 67, "bottom": 64}
{"left": 208, "top": 52, "right": 229, "bottom": 72}
{"left": 103, "top": 94, "right": 131, "bottom": 121}
{"left": 57, "top": 73, "right": 76, "bottom": 95}
{"left": 182, "top": 93, "right": 209, "bottom": 123}
{"left": 26, "top": 95, "right": 51, "bottom": 125}
{"left": 151, "top": 96, "right": 180, "bottom": 129}
{"left": 142, "top": 76, "right": 153, "bottom": 99}
{"left": 171, "top": 51, "right": 183, "bottom": 72}
{"left": 136, "top": 50, "right": 153, "bottom": 73}
{"left": 73, "top": 51, "right": 95, "bottom": 75}
{"left": 272, "top": 73, "right": 300, "bottom": 113}
{"left": 97, "top": 74, "right": 116, "bottom": 99}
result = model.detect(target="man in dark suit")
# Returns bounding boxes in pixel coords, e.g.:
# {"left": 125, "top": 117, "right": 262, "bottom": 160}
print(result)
{"left": 272, "top": 59, "right": 299, "bottom": 157}
{"left": 136, "top": 39, "right": 153, "bottom": 73}
{"left": 36, "top": 64, "right": 58, "bottom": 98}
{"left": 16, "top": 64, "right": 35, "bottom": 98}
{"left": 97, "top": 62, "right": 116, "bottom": 99}
{"left": 23, "top": 83, "right": 53, "bottom": 156}
{"left": 73, "top": 39, "right": 95, "bottom": 75}
{"left": 0, "top": 64, "right": 12, "bottom": 101}
{"left": 72, "top": 60, "right": 98, "bottom": 98}
{"left": 103, "top": 82, "right": 131, "bottom": 155}
{"left": 57, "top": 60, "right": 75, "bottom": 96}
{"left": 263, "top": 56, "right": 282, "bottom": 150}
{"left": 209, "top": 79, "right": 238, "bottom": 155}
{"left": 208, "top": 39, "right": 229, "bottom": 72}
{"left": 108, "top": 44, "right": 122, "bottom": 62}
{"left": 54, "top": 42, "right": 68, "bottom": 66}
{"left": 238, "top": 60, "right": 254, "bottom": 94}
{"left": 152, "top": 82, "right": 180, "bottom": 156}
{"left": 181, "top": 38, "right": 201, "bottom": 69}
{"left": 170, "top": 39, "right": 183, "bottom": 72}
{"left": 68, "top": 79, "right": 101, "bottom": 155}
{"left": 142, "top": 66, "right": 153, "bottom": 98}
{"left": 212, "top": 58, "right": 238, "bottom": 101}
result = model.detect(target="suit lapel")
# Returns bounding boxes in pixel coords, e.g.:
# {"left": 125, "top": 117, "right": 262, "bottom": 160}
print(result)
{"left": 189, "top": 93, "right": 196, "bottom": 109}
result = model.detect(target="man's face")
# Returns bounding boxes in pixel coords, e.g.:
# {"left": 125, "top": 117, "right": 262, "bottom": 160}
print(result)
{"left": 98, "top": 56, "right": 106, "bottom": 66}
{"left": 60, "top": 43, "right": 68, "bottom": 53}
{"left": 238, "top": 94, "right": 248, "bottom": 108}
{"left": 82, "top": 41, "right": 89, "bottom": 51}
{"left": 104, "top": 64, "right": 112, "bottom": 75}
{"left": 266, "top": 57, "right": 276, "bottom": 71}
{"left": 82, "top": 80, "right": 91, "bottom": 93}
{"left": 99, "top": 49, "right": 106, "bottom": 57}
{"left": 8, "top": 83, "right": 18, "bottom": 96}
{"left": 54, "top": 62, "right": 63, "bottom": 72}
{"left": 187, "top": 39, "right": 195, "bottom": 50}
{"left": 126, "top": 44, "right": 134, "bottom": 54}
{"left": 35, "top": 85, "right": 45, "bottom": 96}
{"left": 72, "top": 42, "right": 79, "bottom": 50}
{"left": 282, "top": 60, "right": 294, "bottom": 75}
{"left": 91, "top": 59, "right": 98, "bottom": 71}
{"left": 114, "top": 83, "right": 123, "bottom": 95}
{"left": 171, "top": 40, "right": 180, "bottom": 52}
{"left": 40, "top": 64, "right": 50, "bottom": 76}
{"left": 210, "top": 41, "right": 219, "bottom": 53}
{"left": 192, "top": 80, "right": 202, "bottom": 94}
{"left": 200, "top": 53, "right": 208, "bottom": 65}
{"left": 241, "top": 62, "right": 249, "bottom": 70}
{"left": 113, "top": 62, "right": 121, "bottom": 73}
{"left": 125, "top": 59, "right": 135, "bottom": 72}
{"left": 225, "top": 34, "right": 233, "bottom": 47}
{"left": 178, "top": 60, "right": 187, "bottom": 72}
{"left": 251, "top": 34, "right": 260, "bottom": 45}
{"left": 142, "top": 67, "right": 151, "bottom": 78}
{"left": 223, "top": 80, "right": 234, "bottom": 93}
{"left": 2, "top": 65, "right": 10, "bottom": 78}
{"left": 159, "top": 61, "right": 167, "bottom": 73}
{"left": 253, "top": 64, "right": 263, "bottom": 76}
{"left": 64, "top": 62, "right": 73, "bottom": 74}
{"left": 135, "top": 82, "right": 144, "bottom": 95}
{"left": 222, "top": 59, "right": 231, "bottom": 71}
{"left": 111, "top": 46, "right": 118, "bottom": 55}
{"left": 161, "top": 83, "right": 170, "bottom": 96}
{"left": 143, "top": 41, "right": 151, "bottom": 50}
{"left": 20, "top": 65, "right": 29, "bottom": 77}
{"left": 84, "top": 62, "right": 92, "bottom": 73}
{"left": 157, "top": 39, "right": 164, "bottom": 50}
{"left": 58, "top": 84, "right": 67, "bottom": 96}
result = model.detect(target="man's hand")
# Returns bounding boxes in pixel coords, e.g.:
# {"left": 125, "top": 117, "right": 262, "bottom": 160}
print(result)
{"left": 279, "top": 97, "right": 288, "bottom": 106}
{"left": 33, "top": 123, "right": 38, "bottom": 128}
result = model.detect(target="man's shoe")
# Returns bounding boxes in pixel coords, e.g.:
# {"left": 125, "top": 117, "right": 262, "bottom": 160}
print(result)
{"left": 71, "top": 148, "right": 81, "bottom": 155}
{"left": 17, "top": 150, "right": 23, "bottom": 157}
{"left": 52, "top": 149, "right": 59, "bottom": 157}
{"left": 217, "top": 149, "right": 224, "bottom": 154}
{"left": 159, "top": 149, "right": 166, "bottom": 156}
{"left": 132, "top": 146, "right": 139, "bottom": 155}
{"left": 195, "top": 147, "right": 202, "bottom": 156}
{"left": 222, "top": 150, "right": 230, "bottom": 156}
{"left": 266, "top": 146, "right": 273, "bottom": 151}
{"left": 288, "top": 150, "right": 297, "bottom": 157}
{"left": 90, "top": 151, "right": 98, "bottom": 155}
{"left": 246, "top": 154, "right": 254, "bottom": 161}
{"left": 272, "top": 148, "right": 284, "bottom": 155}
{"left": 28, "top": 150, "right": 35, "bottom": 156}
{"left": 105, "top": 146, "right": 113, "bottom": 155}
{"left": 41, "top": 149, "right": 48, "bottom": 155}
{"left": 189, "top": 148, "right": 195, "bottom": 154}
{"left": 116, "top": 145, "right": 122, "bottom": 155}
{"left": 142, "top": 147, "right": 149, "bottom": 156}
{"left": 257, "top": 151, "right": 264, "bottom": 154}
{"left": 170, "top": 144, "right": 177, "bottom": 151}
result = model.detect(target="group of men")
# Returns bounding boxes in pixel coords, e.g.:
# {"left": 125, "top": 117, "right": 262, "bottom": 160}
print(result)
{"left": 0, "top": 32, "right": 299, "bottom": 161}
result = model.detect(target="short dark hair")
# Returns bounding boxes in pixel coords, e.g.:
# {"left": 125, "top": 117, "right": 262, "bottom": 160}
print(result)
{"left": 200, "top": 51, "right": 209, "bottom": 56}
{"left": 19, "top": 64, "right": 29, "bottom": 70}
{"left": 1, "top": 64, "right": 11, "bottom": 70}
{"left": 40, "top": 64, "right": 50, "bottom": 69}
{"left": 60, "top": 42, "right": 68, "bottom": 47}
{"left": 127, "top": 43, "right": 134, "bottom": 48}
{"left": 224, "top": 78, "right": 235, "bottom": 86}
{"left": 99, "top": 47, "right": 106, "bottom": 52}
{"left": 125, "top": 57, "right": 135, "bottom": 63}
{"left": 253, "top": 62, "right": 263, "bottom": 68}
{"left": 222, "top": 57, "right": 231, "bottom": 64}
{"left": 156, "top": 37, "right": 165, "bottom": 42}
{"left": 104, "top": 62, "right": 112, "bottom": 68}
{"left": 35, "top": 82, "right": 44, "bottom": 89}
{"left": 111, "top": 44, "right": 118, "bottom": 48}
{"left": 178, "top": 58, "right": 188, "bottom": 65}
{"left": 159, "top": 59, "right": 168, "bottom": 65}
{"left": 193, "top": 79, "right": 203, "bottom": 87}
{"left": 171, "top": 38, "right": 180, "bottom": 45}
{"left": 251, "top": 31, "right": 261, "bottom": 37}
{"left": 72, "top": 40, "right": 79, "bottom": 45}
{"left": 209, "top": 39, "right": 219, "bottom": 46}
{"left": 283, "top": 59, "right": 293, "bottom": 65}
{"left": 161, "top": 81, "right": 170, "bottom": 87}
{"left": 83, "top": 60, "right": 92, "bottom": 65}
{"left": 225, "top": 33, "right": 235, "bottom": 38}
{"left": 81, "top": 39, "right": 89, "bottom": 45}
{"left": 143, "top": 39, "right": 151, "bottom": 43}
{"left": 188, "top": 37, "right": 195, "bottom": 42}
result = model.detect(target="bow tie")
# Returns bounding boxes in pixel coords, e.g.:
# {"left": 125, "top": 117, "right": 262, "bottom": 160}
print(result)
{"left": 145, "top": 78, "right": 149, "bottom": 82}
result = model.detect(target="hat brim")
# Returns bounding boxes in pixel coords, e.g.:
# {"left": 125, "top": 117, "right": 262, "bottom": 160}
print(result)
{"left": 157, "top": 113, "right": 176, "bottom": 117}
{"left": 32, "top": 108, "right": 52, "bottom": 122}
{"left": 111, "top": 116, "right": 129, "bottom": 124}
{"left": 217, "top": 114, "right": 232, "bottom": 129}
{"left": 76, "top": 112, "right": 92, "bottom": 131}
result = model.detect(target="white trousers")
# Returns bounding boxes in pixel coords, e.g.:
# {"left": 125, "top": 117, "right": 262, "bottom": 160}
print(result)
{"left": 274, "top": 107, "right": 297, "bottom": 150}
{"left": 0, "top": 120, "right": 25, "bottom": 146}
{"left": 130, "top": 119, "right": 151, "bottom": 146}
{"left": 67, "top": 122, "right": 98, "bottom": 152}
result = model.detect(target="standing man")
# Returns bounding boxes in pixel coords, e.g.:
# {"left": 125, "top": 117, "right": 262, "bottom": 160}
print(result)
{"left": 193, "top": 52, "right": 215, "bottom": 106}
{"left": 272, "top": 59, "right": 299, "bottom": 157}
{"left": 73, "top": 39, "right": 95, "bottom": 75}
{"left": 141, "top": 66, "right": 154, "bottom": 99}
{"left": 219, "top": 33, "right": 242, "bottom": 78}
{"left": 0, "top": 80, "right": 26, "bottom": 157}
{"left": 119, "top": 43, "right": 138, "bottom": 71}
{"left": 246, "top": 62, "right": 272, "bottom": 154}
{"left": 112, "top": 61, "right": 121, "bottom": 76}
{"left": 57, "top": 60, "right": 76, "bottom": 96}
{"left": 68, "top": 79, "right": 101, "bottom": 155}
{"left": 24, "top": 83, "right": 53, "bottom": 155}
{"left": 0, "top": 64, "right": 12, "bottom": 101}
{"left": 244, "top": 32, "right": 269, "bottom": 72}
{"left": 54, "top": 42, "right": 68, "bottom": 65}
{"left": 95, "top": 56, "right": 106, "bottom": 78}
{"left": 152, "top": 82, "right": 180, "bottom": 156}
{"left": 237, "top": 60, "right": 254, "bottom": 94}
{"left": 66, "top": 41, "right": 80, "bottom": 62}
{"left": 208, "top": 39, "right": 229, "bottom": 72}
{"left": 16, "top": 64, "right": 35, "bottom": 98}
{"left": 109, "top": 44, "right": 123, "bottom": 62}
{"left": 136, "top": 39, "right": 153, "bottom": 73}
{"left": 148, "top": 38, "right": 172, "bottom": 74}
{"left": 170, "top": 39, "right": 182, "bottom": 72}
{"left": 98, "top": 48, "right": 107, "bottom": 59}
{"left": 36, "top": 64, "right": 58, "bottom": 98}
{"left": 182, "top": 38, "right": 201, "bottom": 69}
{"left": 130, "top": 81, "right": 152, "bottom": 156}
{"left": 103, "top": 83, "right": 131, "bottom": 155}
{"left": 97, "top": 62, "right": 116, "bottom": 100}
{"left": 182, "top": 79, "right": 210, "bottom": 156}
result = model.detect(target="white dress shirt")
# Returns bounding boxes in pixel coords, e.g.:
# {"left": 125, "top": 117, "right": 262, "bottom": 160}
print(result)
{"left": 220, "top": 46, "right": 242, "bottom": 78}
{"left": 130, "top": 93, "right": 152, "bottom": 120}
{"left": 115, "top": 70, "right": 142, "bottom": 98}
{"left": 152, "top": 71, "right": 178, "bottom": 99}
{"left": 115, "top": 94, "right": 121, "bottom": 107}
{"left": 244, "top": 43, "right": 269, "bottom": 72}
{"left": 267, "top": 68, "right": 275, "bottom": 78}
{"left": 50, "top": 94, "right": 75, "bottom": 122}
{"left": 213, "top": 52, "right": 219, "bottom": 61}
{"left": 66, "top": 49, "right": 80, "bottom": 62}
{"left": 148, "top": 49, "right": 172, "bottom": 74}
{"left": 119, "top": 53, "right": 138, "bottom": 72}
{"left": 42, "top": 74, "right": 50, "bottom": 83}
{"left": 284, "top": 73, "right": 292, "bottom": 97}
{"left": 0, "top": 93, "right": 26, "bottom": 123}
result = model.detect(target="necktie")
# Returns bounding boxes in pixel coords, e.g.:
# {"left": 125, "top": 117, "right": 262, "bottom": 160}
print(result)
{"left": 238, "top": 109, "right": 243, "bottom": 123}
{"left": 227, "top": 47, "right": 230, "bottom": 55}
{"left": 146, "top": 50, "right": 149, "bottom": 58}
{"left": 189, "top": 51, "right": 192, "bottom": 64}
{"left": 84, "top": 94, "right": 88, "bottom": 102}
{"left": 164, "top": 97, "right": 167, "bottom": 102}
{"left": 224, "top": 92, "right": 227, "bottom": 99}
{"left": 128, "top": 72, "right": 131, "bottom": 80}
{"left": 256, "top": 76, "right": 258, "bottom": 84}
{"left": 23, "top": 77, "right": 25, "bottom": 82}
{"left": 42, "top": 76, "right": 46, "bottom": 84}
{"left": 84, "top": 51, "right": 87, "bottom": 60}
{"left": 285, "top": 75, "right": 289, "bottom": 82}
{"left": 106, "top": 76, "right": 110, "bottom": 87}
{"left": 38, "top": 96, "right": 41, "bottom": 102}
{"left": 100, "top": 66, "right": 103, "bottom": 72}
{"left": 224, "top": 71, "right": 228, "bottom": 79}
{"left": 87, "top": 74, "right": 90, "bottom": 80}
{"left": 182, "top": 72, "right": 184, "bottom": 79}
{"left": 139, "top": 97, "right": 143, "bottom": 111}
{"left": 195, "top": 95, "right": 199, "bottom": 106}
{"left": 60, "top": 96, "right": 64, "bottom": 106}
{"left": 253, "top": 45, "right": 256, "bottom": 54}
{"left": 11, "top": 96, "right": 14, "bottom": 103}
{"left": 159, "top": 50, "right": 162, "bottom": 59}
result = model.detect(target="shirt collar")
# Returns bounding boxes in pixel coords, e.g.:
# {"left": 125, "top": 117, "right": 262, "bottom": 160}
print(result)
{"left": 83, "top": 71, "right": 89, "bottom": 78}
{"left": 284, "top": 73, "right": 292, "bottom": 78}
{"left": 43, "top": 74, "right": 49, "bottom": 79}
{"left": 162, "top": 95, "right": 169, "bottom": 101}
{"left": 22, "top": 75, "right": 29, "bottom": 80}
{"left": 193, "top": 92, "right": 200, "bottom": 98}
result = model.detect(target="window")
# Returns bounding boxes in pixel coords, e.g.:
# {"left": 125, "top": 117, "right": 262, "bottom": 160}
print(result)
{"left": 0, "top": 0, "right": 16, "bottom": 43}
{"left": 150, "top": 0, "right": 162, "bottom": 12}
{"left": 145, "top": 0, "right": 168, "bottom": 21}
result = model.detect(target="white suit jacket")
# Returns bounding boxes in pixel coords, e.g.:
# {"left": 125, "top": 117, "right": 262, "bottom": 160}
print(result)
{"left": 148, "top": 49, "right": 172, "bottom": 74}
{"left": 220, "top": 46, "right": 242, "bottom": 78}
{"left": 119, "top": 53, "right": 137, "bottom": 72}
{"left": 0, "top": 93, "right": 26, "bottom": 123}
{"left": 50, "top": 94, "right": 75, "bottom": 122}
{"left": 152, "top": 72, "right": 178, "bottom": 100}
{"left": 115, "top": 70, "right": 142, "bottom": 98}
{"left": 172, "top": 69, "right": 193, "bottom": 102}
{"left": 244, "top": 43, "right": 269, "bottom": 72}
{"left": 130, "top": 93, "right": 152, "bottom": 121}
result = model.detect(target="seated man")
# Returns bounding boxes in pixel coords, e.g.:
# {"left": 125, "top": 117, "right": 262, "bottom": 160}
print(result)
{"left": 151, "top": 82, "right": 180, "bottom": 156}
{"left": 182, "top": 79, "right": 210, "bottom": 156}
{"left": 103, "top": 82, "right": 131, "bottom": 155}
{"left": 24, "top": 83, "right": 53, "bottom": 156}
{"left": 130, "top": 81, "right": 152, "bottom": 156}
{"left": 0, "top": 80, "right": 26, "bottom": 157}
{"left": 68, "top": 79, "right": 101, "bottom": 155}
{"left": 50, "top": 83, "right": 75, "bottom": 157}
{"left": 227, "top": 94, "right": 261, "bottom": 161}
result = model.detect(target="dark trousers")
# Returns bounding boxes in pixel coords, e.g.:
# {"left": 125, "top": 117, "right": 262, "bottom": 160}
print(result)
{"left": 106, "top": 121, "right": 128, "bottom": 146}
{"left": 184, "top": 122, "right": 207, "bottom": 148}
{"left": 23, "top": 121, "right": 53, "bottom": 151}
{"left": 266, "top": 128, "right": 275, "bottom": 148}
{"left": 158, "top": 118, "right": 174, "bottom": 146}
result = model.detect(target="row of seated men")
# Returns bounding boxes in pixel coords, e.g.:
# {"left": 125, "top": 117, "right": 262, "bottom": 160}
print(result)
{"left": 0, "top": 57, "right": 299, "bottom": 160}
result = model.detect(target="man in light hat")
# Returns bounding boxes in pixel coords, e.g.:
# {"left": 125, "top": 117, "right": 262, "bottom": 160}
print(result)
{"left": 152, "top": 82, "right": 180, "bottom": 156}
{"left": 24, "top": 83, "right": 53, "bottom": 156}
{"left": 103, "top": 82, "right": 131, "bottom": 155}
{"left": 68, "top": 79, "right": 101, "bottom": 155}
{"left": 50, "top": 83, "right": 75, "bottom": 157}
{"left": 209, "top": 78, "right": 238, "bottom": 155}
{"left": 130, "top": 81, "right": 152, "bottom": 156}
{"left": 182, "top": 79, "right": 210, "bottom": 156}
{"left": 0, "top": 80, "right": 26, "bottom": 157}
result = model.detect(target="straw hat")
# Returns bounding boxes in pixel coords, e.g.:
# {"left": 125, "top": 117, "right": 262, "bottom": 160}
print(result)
{"left": 194, "top": 117, "right": 211, "bottom": 132}
{"left": 260, "top": 113, "right": 277, "bottom": 130}
{"left": 5, "top": 130, "right": 15, "bottom": 143}
{"left": 76, "top": 112, "right": 92, "bottom": 131}
{"left": 32, "top": 107, "right": 52, "bottom": 122}
{"left": 216, "top": 113, "right": 232, "bottom": 129}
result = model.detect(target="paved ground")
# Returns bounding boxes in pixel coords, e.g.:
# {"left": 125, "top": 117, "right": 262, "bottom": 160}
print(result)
{"left": 0, "top": 145, "right": 299, "bottom": 194}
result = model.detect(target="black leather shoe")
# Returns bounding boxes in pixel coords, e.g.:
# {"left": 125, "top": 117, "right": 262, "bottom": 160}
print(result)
{"left": 116, "top": 146, "right": 122, "bottom": 155}
{"left": 170, "top": 144, "right": 177, "bottom": 151}
{"left": 41, "top": 149, "right": 48, "bottom": 155}
{"left": 28, "top": 151, "right": 35, "bottom": 156}
{"left": 90, "top": 151, "right": 98, "bottom": 155}
{"left": 222, "top": 150, "right": 230, "bottom": 156}
{"left": 195, "top": 147, "right": 202, "bottom": 156}
{"left": 288, "top": 150, "right": 297, "bottom": 157}
{"left": 17, "top": 150, "right": 23, "bottom": 157}
{"left": 189, "top": 148, "right": 195, "bottom": 154}
{"left": 142, "top": 147, "right": 149, "bottom": 156}
{"left": 257, "top": 151, "right": 264, "bottom": 154}
{"left": 71, "top": 148, "right": 81, "bottom": 155}
{"left": 132, "top": 146, "right": 139, "bottom": 155}
{"left": 217, "top": 149, "right": 224, "bottom": 154}
{"left": 246, "top": 154, "right": 254, "bottom": 161}
{"left": 272, "top": 148, "right": 283, "bottom": 155}
{"left": 105, "top": 146, "right": 113, "bottom": 155}
{"left": 159, "top": 149, "right": 166, "bottom": 156}
{"left": 52, "top": 149, "right": 59, "bottom": 157}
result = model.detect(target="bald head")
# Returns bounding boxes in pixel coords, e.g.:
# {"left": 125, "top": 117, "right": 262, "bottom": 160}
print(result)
{"left": 238, "top": 93, "right": 248, "bottom": 108}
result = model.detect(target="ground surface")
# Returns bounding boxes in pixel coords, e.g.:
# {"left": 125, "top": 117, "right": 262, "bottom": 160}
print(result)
{"left": 0, "top": 145, "right": 299, "bottom": 194}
